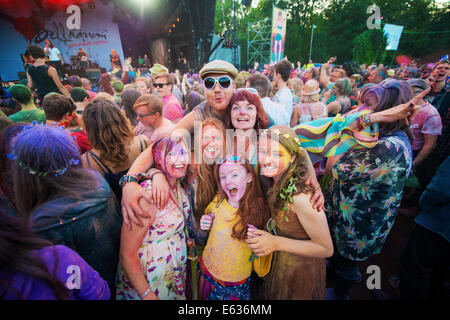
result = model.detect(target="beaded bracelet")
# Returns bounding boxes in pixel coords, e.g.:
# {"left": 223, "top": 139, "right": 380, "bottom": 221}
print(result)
{"left": 362, "top": 114, "right": 371, "bottom": 127}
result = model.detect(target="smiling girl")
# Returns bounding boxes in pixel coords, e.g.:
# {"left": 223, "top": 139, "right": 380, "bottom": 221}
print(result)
{"left": 246, "top": 125, "right": 333, "bottom": 299}
{"left": 225, "top": 90, "right": 269, "bottom": 166}
{"left": 116, "top": 137, "right": 191, "bottom": 300}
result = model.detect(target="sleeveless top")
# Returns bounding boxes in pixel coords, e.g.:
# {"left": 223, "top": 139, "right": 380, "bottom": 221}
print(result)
{"left": 85, "top": 138, "right": 148, "bottom": 203}
{"left": 264, "top": 206, "right": 326, "bottom": 299}
{"left": 27, "top": 64, "right": 59, "bottom": 101}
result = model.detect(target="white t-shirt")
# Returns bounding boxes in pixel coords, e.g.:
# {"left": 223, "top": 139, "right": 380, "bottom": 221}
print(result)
{"left": 261, "top": 97, "right": 290, "bottom": 127}
{"left": 48, "top": 47, "right": 61, "bottom": 61}
{"left": 273, "top": 87, "right": 293, "bottom": 120}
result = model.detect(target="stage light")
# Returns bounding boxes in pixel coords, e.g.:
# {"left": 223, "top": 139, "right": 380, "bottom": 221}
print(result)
{"left": 173, "top": 24, "right": 175, "bottom": 28}
{"left": 177, "top": 18, "right": 180, "bottom": 22}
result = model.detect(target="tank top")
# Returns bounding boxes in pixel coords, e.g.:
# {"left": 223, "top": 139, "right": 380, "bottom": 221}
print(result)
{"left": 27, "top": 64, "right": 59, "bottom": 101}
{"left": 85, "top": 138, "right": 148, "bottom": 203}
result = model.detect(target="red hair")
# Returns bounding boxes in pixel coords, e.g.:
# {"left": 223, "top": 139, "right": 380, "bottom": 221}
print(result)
{"left": 226, "top": 90, "right": 269, "bottom": 130}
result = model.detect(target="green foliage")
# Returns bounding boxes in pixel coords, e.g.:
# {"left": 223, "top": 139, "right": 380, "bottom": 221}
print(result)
{"left": 214, "top": 0, "right": 450, "bottom": 66}
{"left": 353, "top": 29, "right": 387, "bottom": 65}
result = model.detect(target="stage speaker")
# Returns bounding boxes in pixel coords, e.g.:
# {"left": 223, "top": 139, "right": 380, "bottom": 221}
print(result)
{"left": 85, "top": 68, "right": 101, "bottom": 79}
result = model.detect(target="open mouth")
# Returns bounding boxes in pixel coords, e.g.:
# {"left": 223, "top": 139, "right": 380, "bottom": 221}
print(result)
{"left": 206, "top": 146, "right": 217, "bottom": 153}
{"left": 172, "top": 164, "right": 186, "bottom": 170}
{"left": 237, "top": 117, "right": 250, "bottom": 124}
{"left": 261, "top": 164, "right": 277, "bottom": 174}
{"left": 228, "top": 187, "right": 238, "bottom": 197}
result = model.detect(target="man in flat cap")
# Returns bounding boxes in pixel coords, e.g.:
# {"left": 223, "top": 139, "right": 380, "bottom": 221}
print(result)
{"left": 120, "top": 60, "right": 239, "bottom": 221}
{"left": 172, "top": 59, "right": 238, "bottom": 132}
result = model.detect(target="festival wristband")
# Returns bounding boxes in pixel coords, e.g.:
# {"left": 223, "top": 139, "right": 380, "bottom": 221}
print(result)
{"left": 119, "top": 173, "right": 147, "bottom": 188}
{"left": 140, "top": 287, "right": 153, "bottom": 299}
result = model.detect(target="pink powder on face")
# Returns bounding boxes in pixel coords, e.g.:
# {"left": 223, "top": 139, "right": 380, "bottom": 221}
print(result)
{"left": 218, "top": 162, "right": 249, "bottom": 206}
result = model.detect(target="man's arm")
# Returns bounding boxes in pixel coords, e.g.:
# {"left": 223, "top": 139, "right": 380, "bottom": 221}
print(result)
{"left": 173, "top": 106, "right": 201, "bottom": 132}
{"left": 413, "top": 134, "right": 438, "bottom": 167}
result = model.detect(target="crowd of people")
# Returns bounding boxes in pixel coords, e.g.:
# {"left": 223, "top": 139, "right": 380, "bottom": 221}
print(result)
{"left": 0, "top": 42, "right": 449, "bottom": 300}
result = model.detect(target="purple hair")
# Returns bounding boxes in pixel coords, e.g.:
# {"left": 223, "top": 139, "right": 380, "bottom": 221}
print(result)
{"left": 11, "top": 125, "right": 98, "bottom": 215}
{"left": 361, "top": 79, "right": 411, "bottom": 139}
{"left": 152, "top": 137, "right": 187, "bottom": 175}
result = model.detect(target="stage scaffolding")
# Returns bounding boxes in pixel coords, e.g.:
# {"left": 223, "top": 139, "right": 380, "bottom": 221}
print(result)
{"left": 247, "top": 18, "right": 271, "bottom": 66}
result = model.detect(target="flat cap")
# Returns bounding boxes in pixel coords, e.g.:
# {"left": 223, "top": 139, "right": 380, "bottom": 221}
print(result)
{"left": 199, "top": 60, "right": 239, "bottom": 80}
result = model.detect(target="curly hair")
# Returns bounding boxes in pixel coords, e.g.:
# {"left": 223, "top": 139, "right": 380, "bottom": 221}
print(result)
{"left": 82, "top": 99, "right": 134, "bottom": 168}
{"left": 214, "top": 157, "right": 269, "bottom": 240}
{"left": 261, "top": 125, "right": 313, "bottom": 214}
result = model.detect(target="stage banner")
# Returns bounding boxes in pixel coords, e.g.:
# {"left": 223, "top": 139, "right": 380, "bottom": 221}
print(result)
{"left": 383, "top": 24, "right": 404, "bottom": 51}
{"left": 270, "top": 6, "right": 287, "bottom": 64}
{"left": 0, "top": 0, "right": 125, "bottom": 81}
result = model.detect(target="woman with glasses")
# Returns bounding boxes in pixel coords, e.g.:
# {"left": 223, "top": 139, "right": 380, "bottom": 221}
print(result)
{"left": 81, "top": 98, "right": 150, "bottom": 204}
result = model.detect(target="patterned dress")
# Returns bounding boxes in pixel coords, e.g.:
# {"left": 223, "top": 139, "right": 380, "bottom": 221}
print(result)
{"left": 116, "top": 180, "right": 190, "bottom": 300}
{"left": 326, "top": 131, "right": 413, "bottom": 261}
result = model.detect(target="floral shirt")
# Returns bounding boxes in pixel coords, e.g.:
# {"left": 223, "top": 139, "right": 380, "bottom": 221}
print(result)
{"left": 326, "top": 131, "right": 412, "bottom": 261}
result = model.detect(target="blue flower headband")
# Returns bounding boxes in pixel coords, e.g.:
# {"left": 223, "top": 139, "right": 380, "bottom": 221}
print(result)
{"left": 8, "top": 150, "right": 80, "bottom": 177}
{"left": 7, "top": 122, "right": 80, "bottom": 177}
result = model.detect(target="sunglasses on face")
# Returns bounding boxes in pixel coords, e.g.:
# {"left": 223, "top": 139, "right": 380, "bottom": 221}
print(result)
{"left": 153, "top": 83, "right": 169, "bottom": 88}
{"left": 204, "top": 76, "right": 233, "bottom": 90}
{"left": 136, "top": 111, "right": 156, "bottom": 118}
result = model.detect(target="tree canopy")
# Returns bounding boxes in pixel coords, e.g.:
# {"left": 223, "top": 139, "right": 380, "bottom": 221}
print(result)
{"left": 214, "top": 0, "right": 450, "bottom": 67}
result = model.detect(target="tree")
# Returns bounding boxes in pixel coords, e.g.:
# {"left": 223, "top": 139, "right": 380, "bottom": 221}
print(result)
{"left": 352, "top": 29, "right": 388, "bottom": 65}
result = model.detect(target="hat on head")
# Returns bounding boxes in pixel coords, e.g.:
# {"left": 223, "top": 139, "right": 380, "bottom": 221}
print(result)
{"left": 407, "top": 78, "right": 428, "bottom": 91}
{"left": 301, "top": 80, "right": 320, "bottom": 96}
{"left": 199, "top": 60, "right": 238, "bottom": 80}
{"left": 387, "top": 69, "right": 395, "bottom": 77}
{"left": 150, "top": 63, "right": 169, "bottom": 78}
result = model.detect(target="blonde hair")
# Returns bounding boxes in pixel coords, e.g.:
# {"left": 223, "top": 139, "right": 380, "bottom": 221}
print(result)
{"left": 288, "top": 78, "right": 303, "bottom": 97}
{"left": 154, "top": 72, "right": 173, "bottom": 85}
{"left": 301, "top": 93, "right": 320, "bottom": 103}
{"left": 136, "top": 77, "right": 153, "bottom": 91}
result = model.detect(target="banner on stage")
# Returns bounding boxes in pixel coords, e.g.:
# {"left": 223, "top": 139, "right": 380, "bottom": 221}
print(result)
{"left": 0, "top": 0, "right": 125, "bottom": 81}
{"left": 270, "top": 7, "right": 287, "bottom": 64}
{"left": 383, "top": 24, "right": 404, "bottom": 51}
